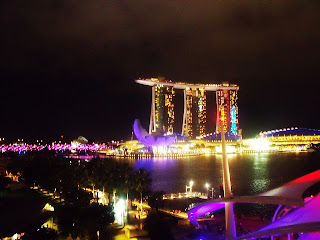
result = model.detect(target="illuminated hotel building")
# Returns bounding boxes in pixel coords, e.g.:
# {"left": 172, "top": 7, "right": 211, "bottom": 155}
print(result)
{"left": 136, "top": 78, "right": 239, "bottom": 138}
{"left": 216, "top": 89, "right": 239, "bottom": 134}
{"left": 149, "top": 78, "right": 175, "bottom": 134}
{"left": 182, "top": 88, "right": 207, "bottom": 138}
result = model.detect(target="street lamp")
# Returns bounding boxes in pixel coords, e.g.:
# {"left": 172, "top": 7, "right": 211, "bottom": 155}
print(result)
{"left": 190, "top": 180, "right": 194, "bottom": 193}
{"left": 115, "top": 198, "right": 126, "bottom": 226}
{"left": 186, "top": 180, "right": 194, "bottom": 195}
{"left": 205, "top": 183, "right": 209, "bottom": 198}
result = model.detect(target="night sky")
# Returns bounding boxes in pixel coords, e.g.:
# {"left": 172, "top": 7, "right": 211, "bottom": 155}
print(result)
{"left": 1, "top": 1, "right": 320, "bottom": 142}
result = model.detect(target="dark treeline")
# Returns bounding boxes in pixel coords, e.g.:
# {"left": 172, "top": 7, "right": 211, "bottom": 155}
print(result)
{"left": 4, "top": 151, "right": 153, "bottom": 239}
{"left": 6, "top": 150, "right": 152, "bottom": 203}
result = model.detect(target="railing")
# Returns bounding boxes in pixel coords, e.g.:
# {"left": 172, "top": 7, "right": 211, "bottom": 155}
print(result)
{"left": 163, "top": 192, "right": 208, "bottom": 200}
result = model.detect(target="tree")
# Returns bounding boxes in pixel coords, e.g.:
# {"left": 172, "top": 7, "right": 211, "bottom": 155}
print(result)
{"left": 134, "top": 168, "right": 152, "bottom": 214}
{"left": 56, "top": 203, "right": 114, "bottom": 240}
{"left": 0, "top": 175, "right": 12, "bottom": 190}
{"left": 84, "top": 203, "right": 115, "bottom": 239}
{"left": 55, "top": 205, "right": 85, "bottom": 240}
{"left": 63, "top": 188, "right": 92, "bottom": 207}
{"left": 145, "top": 210, "right": 174, "bottom": 240}
{"left": 21, "top": 228, "right": 58, "bottom": 240}
{"left": 85, "top": 157, "right": 107, "bottom": 202}
{"left": 148, "top": 191, "right": 165, "bottom": 210}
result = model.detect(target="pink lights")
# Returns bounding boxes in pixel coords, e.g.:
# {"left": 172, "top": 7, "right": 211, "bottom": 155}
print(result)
{"left": 0, "top": 144, "right": 46, "bottom": 153}
{"left": 0, "top": 143, "right": 109, "bottom": 153}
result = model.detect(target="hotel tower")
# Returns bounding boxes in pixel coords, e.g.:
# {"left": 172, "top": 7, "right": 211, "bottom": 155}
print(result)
{"left": 136, "top": 78, "right": 239, "bottom": 139}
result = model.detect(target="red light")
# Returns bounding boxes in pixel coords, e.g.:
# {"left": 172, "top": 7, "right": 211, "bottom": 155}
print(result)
{"left": 291, "top": 170, "right": 320, "bottom": 184}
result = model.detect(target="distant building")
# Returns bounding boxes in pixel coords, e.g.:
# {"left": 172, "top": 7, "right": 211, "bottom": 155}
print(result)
{"left": 71, "top": 136, "right": 89, "bottom": 145}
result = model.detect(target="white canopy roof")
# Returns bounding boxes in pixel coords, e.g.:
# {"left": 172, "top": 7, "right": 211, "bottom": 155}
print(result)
{"left": 237, "top": 194, "right": 320, "bottom": 239}
{"left": 188, "top": 170, "right": 320, "bottom": 236}
{"left": 260, "top": 170, "right": 320, "bottom": 199}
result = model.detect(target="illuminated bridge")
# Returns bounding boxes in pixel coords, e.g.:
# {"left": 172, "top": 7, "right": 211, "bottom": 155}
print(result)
{"left": 136, "top": 78, "right": 240, "bottom": 140}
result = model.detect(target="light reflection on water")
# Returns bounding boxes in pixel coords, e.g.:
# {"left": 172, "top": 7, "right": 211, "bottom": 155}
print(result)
{"left": 251, "top": 155, "right": 270, "bottom": 195}
{"left": 130, "top": 152, "right": 320, "bottom": 196}
{"left": 65, "top": 152, "right": 320, "bottom": 217}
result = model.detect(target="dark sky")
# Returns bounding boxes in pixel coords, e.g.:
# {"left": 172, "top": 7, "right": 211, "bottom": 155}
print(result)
{"left": 1, "top": 0, "right": 320, "bottom": 142}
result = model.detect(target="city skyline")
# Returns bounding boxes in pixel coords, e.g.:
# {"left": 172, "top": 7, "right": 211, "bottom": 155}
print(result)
{"left": 1, "top": 1, "right": 320, "bottom": 142}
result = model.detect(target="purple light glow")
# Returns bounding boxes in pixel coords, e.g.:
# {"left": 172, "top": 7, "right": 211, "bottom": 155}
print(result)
{"left": 237, "top": 194, "right": 320, "bottom": 239}
{"left": 188, "top": 170, "right": 320, "bottom": 238}
{"left": 188, "top": 202, "right": 225, "bottom": 226}
{"left": 133, "top": 119, "right": 176, "bottom": 147}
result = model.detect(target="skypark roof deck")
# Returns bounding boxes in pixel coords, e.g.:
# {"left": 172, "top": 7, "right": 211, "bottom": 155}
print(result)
{"left": 136, "top": 78, "right": 239, "bottom": 91}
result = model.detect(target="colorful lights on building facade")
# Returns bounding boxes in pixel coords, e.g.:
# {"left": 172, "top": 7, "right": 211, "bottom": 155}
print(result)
{"left": 198, "top": 88, "right": 207, "bottom": 136}
{"left": 149, "top": 78, "right": 175, "bottom": 135}
{"left": 182, "top": 88, "right": 207, "bottom": 138}
{"left": 136, "top": 78, "right": 239, "bottom": 139}
{"left": 229, "top": 90, "right": 239, "bottom": 134}
{"left": 216, "top": 89, "right": 239, "bottom": 134}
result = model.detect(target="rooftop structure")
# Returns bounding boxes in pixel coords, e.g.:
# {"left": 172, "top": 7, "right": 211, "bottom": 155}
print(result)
{"left": 136, "top": 78, "right": 239, "bottom": 91}
{"left": 260, "top": 127, "right": 320, "bottom": 146}
{"left": 71, "top": 136, "right": 88, "bottom": 145}
{"left": 260, "top": 127, "right": 320, "bottom": 137}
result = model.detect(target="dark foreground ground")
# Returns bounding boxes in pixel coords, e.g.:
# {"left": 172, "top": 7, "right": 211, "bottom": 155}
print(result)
{"left": 0, "top": 187, "right": 48, "bottom": 238}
